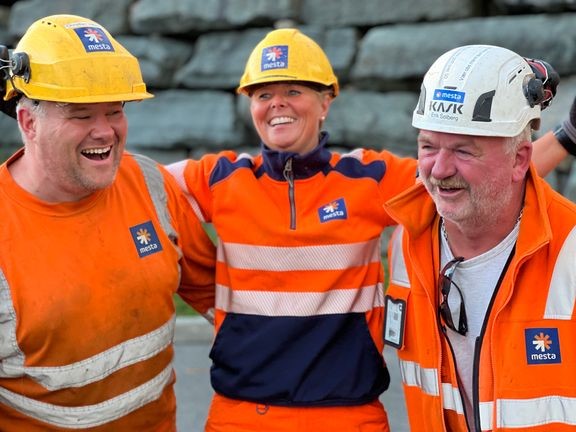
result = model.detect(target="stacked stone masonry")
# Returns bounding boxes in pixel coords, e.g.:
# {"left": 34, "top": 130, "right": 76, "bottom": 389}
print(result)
{"left": 0, "top": 0, "right": 575, "bottom": 200}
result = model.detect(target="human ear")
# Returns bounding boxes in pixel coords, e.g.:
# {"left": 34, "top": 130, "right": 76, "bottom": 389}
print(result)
{"left": 17, "top": 106, "right": 37, "bottom": 139}
{"left": 512, "top": 140, "right": 532, "bottom": 182}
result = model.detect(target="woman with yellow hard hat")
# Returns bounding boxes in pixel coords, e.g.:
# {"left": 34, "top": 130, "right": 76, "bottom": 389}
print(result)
{"left": 167, "top": 28, "right": 570, "bottom": 431}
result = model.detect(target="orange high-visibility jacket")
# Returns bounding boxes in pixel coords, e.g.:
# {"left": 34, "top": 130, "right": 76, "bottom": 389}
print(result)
{"left": 384, "top": 165, "right": 576, "bottom": 431}
{"left": 168, "top": 133, "right": 418, "bottom": 407}
{"left": 0, "top": 150, "right": 216, "bottom": 431}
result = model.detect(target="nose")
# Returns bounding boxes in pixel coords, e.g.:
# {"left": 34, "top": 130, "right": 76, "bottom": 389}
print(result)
{"left": 430, "top": 149, "right": 457, "bottom": 179}
{"left": 270, "top": 93, "right": 287, "bottom": 108}
{"left": 89, "top": 114, "right": 116, "bottom": 140}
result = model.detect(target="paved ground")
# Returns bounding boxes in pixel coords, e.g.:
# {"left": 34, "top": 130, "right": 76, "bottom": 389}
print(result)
{"left": 173, "top": 317, "right": 409, "bottom": 431}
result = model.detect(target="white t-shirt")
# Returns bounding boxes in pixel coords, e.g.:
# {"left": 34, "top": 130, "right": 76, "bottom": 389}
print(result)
{"left": 440, "top": 222, "right": 519, "bottom": 431}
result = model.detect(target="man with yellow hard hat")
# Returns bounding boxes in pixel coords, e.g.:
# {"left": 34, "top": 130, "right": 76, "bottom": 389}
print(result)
{"left": 0, "top": 14, "right": 216, "bottom": 431}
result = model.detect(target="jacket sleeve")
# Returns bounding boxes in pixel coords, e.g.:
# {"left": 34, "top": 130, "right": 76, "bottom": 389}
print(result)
{"left": 376, "top": 150, "right": 419, "bottom": 201}
{"left": 165, "top": 151, "right": 238, "bottom": 223}
{"left": 359, "top": 149, "right": 418, "bottom": 228}
{"left": 160, "top": 164, "right": 217, "bottom": 321}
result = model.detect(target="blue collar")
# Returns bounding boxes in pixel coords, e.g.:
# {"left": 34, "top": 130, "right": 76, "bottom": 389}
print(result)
{"left": 259, "top": 132, "right": 332, "bottom": 180}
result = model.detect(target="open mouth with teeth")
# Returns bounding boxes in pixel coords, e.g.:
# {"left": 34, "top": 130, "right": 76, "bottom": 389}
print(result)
{"left": 439, "top": 186, "right": 461, "bottom": 192}
{"left": 269, "top": 116, "right": 295, "bottom": 126}
{"left": 81, "top": 146, "right": 112, "bottom": 161}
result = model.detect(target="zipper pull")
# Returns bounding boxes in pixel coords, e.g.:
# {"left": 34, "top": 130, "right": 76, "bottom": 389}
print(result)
{"left": 283, "top": 158, "right": 294, "bottom": 186}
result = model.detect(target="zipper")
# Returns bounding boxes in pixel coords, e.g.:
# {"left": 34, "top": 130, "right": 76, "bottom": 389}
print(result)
{"left": 472, "top": 245, "right": 516, "bottom": 432}
{"left": 435, "top": 223, "right": 470, "bottom": 431}
{"left": 283, "top": 158, "right": 296, "bottom": 230}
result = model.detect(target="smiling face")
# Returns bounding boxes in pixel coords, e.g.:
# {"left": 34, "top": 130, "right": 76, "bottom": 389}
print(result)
{"left": 249, "top": 82, "right": 333, "bottom": 155}
{"left": 14, "top": 99, "right": 127, "bottom": 202}
{"left": 417, "top": 130, "right": 527, "bottom": 227}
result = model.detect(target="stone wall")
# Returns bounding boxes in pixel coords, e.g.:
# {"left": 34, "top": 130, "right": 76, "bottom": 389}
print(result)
{"left": 1, "top": 0, "right": 575, "bottom": 199}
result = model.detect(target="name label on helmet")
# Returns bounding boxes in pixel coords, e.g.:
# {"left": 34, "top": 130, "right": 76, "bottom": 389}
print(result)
{"left": 72, "top": 27, "right": 115, "bottom": 53}
{"left": 261, "top": 45, "right": 288, "bottom": 71}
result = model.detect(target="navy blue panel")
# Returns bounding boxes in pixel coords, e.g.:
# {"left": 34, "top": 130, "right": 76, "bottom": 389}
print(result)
{"left": 209, "top": 157, "right": 254, "bottom": 186}
{"left": 333, "top": 157, "right": 386, "bottom": 182}
{"left": 209, "top": 313, "right": 390, "bottom": 406}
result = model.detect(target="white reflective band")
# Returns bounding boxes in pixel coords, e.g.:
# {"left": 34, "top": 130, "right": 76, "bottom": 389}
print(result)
{"left": 441, "top": 382, "right": 465, "bottom": 415}
{"left": 389, "top": 226, "right": 410, "bottom": 288}
{"left": 165, "top": 159, "right": 207, "bottom": 223}
{"left": 398, "top": 359, "right": 439, "bottom": 396}
{"left": 0, "top": 362, "right": 173, "bottom": 429}
{"left": 0, "top": 316, "right": 174, "bottom": 390}
{"left": 216, "top": 283, "right": 384, "bottom": 316}
{"left": 497, "top": 395, "right": 576, "bottom": 428}
{"left": 545, "top": 226, "right": 576, "bottom": 319}
{"left": 448, "top": 395, "right": 576, "bottom": 430}
{"left": 0, "top": 268, "right": 23, "bottom": 363}
{"left": 134, "top": 154, "right": 177, "bottom": 244}
{"left": 341, "top": 149, "right": 363, "bottom": 161}
{"left": 399, "top": 360, "right": 466, "bottom": 418}
{"left": 203, "top": 307, "right": 215, "bottom": 325}
{"left": 218, "top": 238, "right": 381, "bottom": 271}
{"left": 478, "top": 401, "right": 493, "bottom": 431}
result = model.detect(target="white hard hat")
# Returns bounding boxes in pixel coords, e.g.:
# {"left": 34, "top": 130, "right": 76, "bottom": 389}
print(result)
{"left": 412, "top": 45, "right": 541, "bottom": 137}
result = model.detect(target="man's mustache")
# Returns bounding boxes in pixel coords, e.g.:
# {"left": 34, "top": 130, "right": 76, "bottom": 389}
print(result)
{"left": 427, "top": 177, "right": 468, "bottom": 189}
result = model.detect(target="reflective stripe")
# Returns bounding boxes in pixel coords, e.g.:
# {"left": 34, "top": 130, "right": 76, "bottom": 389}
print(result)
{"left": 389, "top": 226, "right": 410, "bottom": 288}
{"left": 341, "top": 148, "right": 363, "bottom": 160}
{"left": 478, "top": 401, "right": 493, "bottom": 431}
{"left": 545, "top": 226, "right": 576, "bottom": 319}
{"left": 203, "top": 307, "right": 215, "bottom": 325}
{"left": 398, "top": 358, "right": 439, "bottom": 396}
{"left": 133, "top": 154, "right": 178, "bottom": 246}
{"left": 0, "top": 268, "right": 24, "bottom": 370}
{"left": 0, "top": 362, "right": 173, "bottom": 429}
{"left": 216, "top": 283, "right": 384, "bottom": 316}
{"left": 497, "top": 396, "right": 576, "bottom": 428}
{"left": 441, "top": 383, "right": 465, "bottom": 415}
{"left": 218, "top": 238, "right": 381, "bottom": 271}
{"left": 399, "top": 359, "right": 467, "bottom": 416}
{"left": 165, "top": 159, "right": 207, "bottom": 223}
{"left": 0, "top": 317, "right": 174, "bottom": 390}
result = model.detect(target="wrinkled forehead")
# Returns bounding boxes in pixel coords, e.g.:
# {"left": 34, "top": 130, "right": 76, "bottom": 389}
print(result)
{"left": 417, "top": 129, "right": 507, "bottom": 148}
{"left": 50, "top": 100, "right": 123, "bottom": 112}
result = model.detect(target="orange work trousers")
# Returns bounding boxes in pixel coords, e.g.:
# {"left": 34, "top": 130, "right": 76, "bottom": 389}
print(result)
{"left": 205, "top": 394, "right": 390, "bottom": 432}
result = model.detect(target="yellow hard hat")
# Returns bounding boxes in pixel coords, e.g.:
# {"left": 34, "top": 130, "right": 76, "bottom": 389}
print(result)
{"left": 4, "top": 14, "right": 153, "bottom": 103}
{"left": 237, "top": 28, "right": 339, "bottom": 97}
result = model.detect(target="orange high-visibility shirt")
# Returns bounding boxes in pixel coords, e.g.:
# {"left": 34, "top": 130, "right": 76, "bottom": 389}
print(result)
{"left": 0, "top": 150, "right": 216, "bottom": 431}
{"left": 168, "top": 133, "right": 418, "bottom": 411}
{"left": 385, "top": 166, "right": 576, "bottom": 432}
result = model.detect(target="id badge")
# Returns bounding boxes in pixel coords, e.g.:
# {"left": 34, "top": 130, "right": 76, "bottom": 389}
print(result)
{"left": 384, "top": 295, "right": 406, "bottom": 348}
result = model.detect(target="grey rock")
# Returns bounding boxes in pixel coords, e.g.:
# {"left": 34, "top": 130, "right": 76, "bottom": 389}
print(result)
{"left": 352, "top": 14, "right": 576, "bottom": 88}
{"left": 223, "top": 0, "right": 299, "bottom": 26}
{"left": 8, "top": 0, "right": 132, "bottom": 37}
{"left": 117, "top": 35, "right": 194, "bottom": 89}
{"left": 493, "top": 0, "right": 576, "bottom": 12}
{"left": 130, "top": 0, "right": 229, "bottom": 35}
{"left": 175, "top": 28, "right": 269, "bottom": 90}
{"left": 301, "top": 0, "right": 476, "bottom": 26}
{"left": 125, "top": 89, "right": 245, "bottom": 150}
{"left": 326, "top": 89, "right": 418, "bottom": 156}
